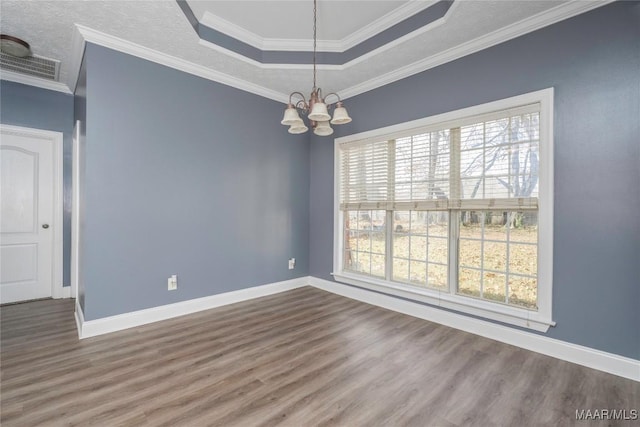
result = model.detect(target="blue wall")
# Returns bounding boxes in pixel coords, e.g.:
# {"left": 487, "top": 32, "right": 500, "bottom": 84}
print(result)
{"left": 81, "top": 43, "right": 309, "bottom": 320}
{"left": 1, "top": 1, "right": 636, "bottom": 360}
{"left": 0, "top": 80, "right": 74, "bottom": 288}
{"left": 310, "top": 1, "right": 640, "bottom": 359}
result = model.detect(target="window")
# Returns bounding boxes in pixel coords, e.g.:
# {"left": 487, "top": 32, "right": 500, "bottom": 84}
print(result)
{"left": 334, "top": 89, "right": 554, "bottom": 331}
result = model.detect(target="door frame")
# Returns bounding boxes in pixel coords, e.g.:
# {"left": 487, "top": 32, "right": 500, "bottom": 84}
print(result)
{"left": 0, "top": 124, "right": 66, "bottom": 300}
{"left": 71, "top": 120, "right": 80, "bottom": 300}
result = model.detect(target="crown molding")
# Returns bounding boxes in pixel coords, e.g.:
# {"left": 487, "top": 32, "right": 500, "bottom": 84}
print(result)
{"left": 198, "top": 2, "right": 451, "bottom": 72}
{"left": 200, "top": 11, "right": 345, "bottom": 53}
{"left": 200, "top": 1, "right": 435, "bottom": 53}
{"left": 197, "top": 37, "right": 265, "bottom": 68}
{"left": 198, "top": 38, "right": 344, "bottom": 71}
{"left": 200, "top": 11, "right": 267, "bottom": 50}
{"left": 74, "top": 24, "right": 289, "bottom": 103}
{"left": 262, "top": 38, "right": 343, "bottom": 53}
{"left": 67, "top": 24, "right": 87, "bottom": 93}
{"left": 196, "top": 0, "right": 609, "bottom": 87}
{"left": 257, "top": 1, "right": 450, "bottom": 67}
{"left": 59, "top": 0, "right": 612, "bottom": 105}
{"left": 0, "top": 69, "right": 72, "bottom": 94}
{"left": 339, "top": 0, "right": 615, "bottom": 100}
{"left": 337, "top": 1, "right": 453, "bottom": 71}
{"left": 340, "top": 0, "right": 437, "bottom": 51}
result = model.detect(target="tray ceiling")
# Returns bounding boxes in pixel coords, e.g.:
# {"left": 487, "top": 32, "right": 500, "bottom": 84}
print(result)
{"left": 0, "top": 1, "right": 611, "bottom": 101}
{"left": 188, "top": 0, "right": 417, "bottom": 43}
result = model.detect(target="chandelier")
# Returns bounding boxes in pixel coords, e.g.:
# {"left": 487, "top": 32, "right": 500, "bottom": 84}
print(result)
{"left": 280, "top": 0, "right": 352, "bottom": 136}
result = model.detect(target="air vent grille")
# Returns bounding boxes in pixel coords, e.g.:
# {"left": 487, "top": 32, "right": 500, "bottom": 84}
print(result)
{"left": 0, "top": 53, "right": 60, "bottom": 80}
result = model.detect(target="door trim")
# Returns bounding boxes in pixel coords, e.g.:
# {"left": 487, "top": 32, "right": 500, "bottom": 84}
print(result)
{"left": 0, "top": 124, "right": 66, "bottom": 300}
{"left": 71, "top": 121, "right": 80, "bottom": 300}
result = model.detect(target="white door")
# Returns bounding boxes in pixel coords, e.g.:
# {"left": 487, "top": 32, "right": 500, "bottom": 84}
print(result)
{"left": 1, "top": 129, "right": 55, "bottom": 303}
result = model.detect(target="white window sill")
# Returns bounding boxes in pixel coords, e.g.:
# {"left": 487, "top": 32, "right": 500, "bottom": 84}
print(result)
{"left": 332, "top": 272, "right": 555, "bottom": 332}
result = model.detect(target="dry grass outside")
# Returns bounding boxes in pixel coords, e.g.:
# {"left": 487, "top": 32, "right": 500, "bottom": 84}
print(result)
{"left": 345, "top": 219, "right": 538, "bottom": 310}
{"left": 458, "top": 223, "right": 538, "bottom": 309}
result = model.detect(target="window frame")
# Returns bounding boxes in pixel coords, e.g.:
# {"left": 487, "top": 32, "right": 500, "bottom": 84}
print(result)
{"left": 333, "top": 88, "right": 554, "bottom": 332}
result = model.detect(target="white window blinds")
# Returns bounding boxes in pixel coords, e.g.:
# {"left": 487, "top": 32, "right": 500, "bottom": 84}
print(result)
{"left": 339, "top": 103, "right": 540, "bottom": 211}
{"left": 340, "top": 140, "right": 390, "bottom": 210}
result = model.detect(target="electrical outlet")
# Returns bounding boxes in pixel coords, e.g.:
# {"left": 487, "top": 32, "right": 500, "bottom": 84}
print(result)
{"left": 288, "top": 258, "right": 296, "bottom": 270}
{"left": 168, "top": 274, "right": 178, "bottom": 291}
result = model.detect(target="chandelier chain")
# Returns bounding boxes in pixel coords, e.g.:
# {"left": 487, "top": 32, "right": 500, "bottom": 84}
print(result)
{"left": 281, "top": 0, "right": 351, "bottom": 135}
{"left": 313, "top": 0, "right": 317, "bottom": 89}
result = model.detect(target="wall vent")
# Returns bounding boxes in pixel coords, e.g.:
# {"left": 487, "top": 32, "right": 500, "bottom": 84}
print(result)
{"left": 0, "top": 53, "right": 60, "bottom": 81}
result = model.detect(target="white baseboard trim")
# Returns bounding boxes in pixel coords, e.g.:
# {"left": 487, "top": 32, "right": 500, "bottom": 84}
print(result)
{"left": 76, "top": 277, "right": 308, "bottom": 339}
{"left": 74, "top": 299, "right": 84, "bottom": 339}
{"left": 308, "top": 277, "right": 640, "bottom": 382}
{"left": 72, "top": 275, "right": 638, "bottom": 381}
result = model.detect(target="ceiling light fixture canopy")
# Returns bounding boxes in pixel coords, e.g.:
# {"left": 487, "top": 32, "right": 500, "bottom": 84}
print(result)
{"left": 280, "top": 0, "right": 352, "bottom": 136}
{"left": 0, "top": 34, "right": 32, "bottom": 58}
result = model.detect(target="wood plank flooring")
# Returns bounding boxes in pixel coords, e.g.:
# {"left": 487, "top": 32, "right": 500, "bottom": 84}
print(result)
{"left": 1, "top": 286, "right": 638, "bottom": 426}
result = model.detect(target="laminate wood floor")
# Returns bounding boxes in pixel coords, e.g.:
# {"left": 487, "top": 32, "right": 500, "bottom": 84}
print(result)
{"left": 1, "top": 286, "right": 638, "bottom": 426}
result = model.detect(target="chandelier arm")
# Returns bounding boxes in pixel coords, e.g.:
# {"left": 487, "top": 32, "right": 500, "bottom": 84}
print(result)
{"left": 289, "top": 91, "right": 308, "bottom": 108}
{"left": 323, "top": 92, "right": 342, "bottom": 107}
{"left": 295, "top": 100, "right": 308, "bottom": 111}
{"left": 281, "top": 0, "right": 351, "bottom": 135}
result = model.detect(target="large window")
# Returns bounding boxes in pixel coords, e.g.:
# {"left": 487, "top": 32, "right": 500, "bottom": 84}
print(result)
{"left": 334, "top": 89, "right": 554, "bottom": 331}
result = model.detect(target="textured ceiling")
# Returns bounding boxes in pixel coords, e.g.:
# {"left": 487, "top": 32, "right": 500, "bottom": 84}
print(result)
{"left": 0, "top": 1, "right": 605, "bottom": 100}
{"left": 188, "top": 0, "right": 412, "bottom": 42}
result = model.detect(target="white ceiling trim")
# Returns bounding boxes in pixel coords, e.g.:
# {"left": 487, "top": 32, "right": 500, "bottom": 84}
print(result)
{"left": 197, "top": 3, "right": 452, "bottom": 71}
{"left": 197, "top": 38, "right": 267, "bottom": 67}
{"left": 199, "top": 1, "right": 434, "bottom": 53}
{"left": 67, "top": 24, "right": 87, "bottom": 92}
{"left": 200, "top": 11, "right": 342, "bottom": 52}
{"left": 339, "top": 0, "right": 615, "bottom": 100}
{"left": 2, "top": 1, "right": 614, "bottom": 106}
{"left": 262, "top": 38, "right": 343, "bottom": 52}
{"left": 72, "top": 24, "right": 289, "bottom": 103}
{"left": 339, "top": 0, "right": 437, "bottom": 51}
{"left": 197, "top": 0, "right": 608, "bottom": 77}
{"left": 0, "top": 69, "right": 72, "bottom": 94}
{"left": 337, "top": 2, "right": 453, "bottom": 71}
{"left": 197, "top": 38, "right": 344, "bottom": 71}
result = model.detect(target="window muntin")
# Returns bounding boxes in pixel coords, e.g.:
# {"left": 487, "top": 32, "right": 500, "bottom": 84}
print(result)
{"left": 392, "top": 211, "right": 448, "bottom": 290}
{"left": 335, "top": 90, "right": 553, "bottom": 330}
{"left": 458, "top": 210, "right": 538, "bottom": 309}
{"left": 459, "top": 113, "right": 540, "bottom": 201}
{"left": 343, "top": 210, "right": 386, "bottom": 279}
{"left": 340, "top": 113, "right": 540, "bottom": 310}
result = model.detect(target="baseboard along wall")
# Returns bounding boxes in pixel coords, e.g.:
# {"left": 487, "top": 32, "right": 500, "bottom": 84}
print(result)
{"left": 74, "top": 275, "right": 639, "bottom": 382}
{"left": 75, "top": 277, "right": 307, "bottom": 339}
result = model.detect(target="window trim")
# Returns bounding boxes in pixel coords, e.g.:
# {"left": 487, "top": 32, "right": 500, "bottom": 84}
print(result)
{"left": 333, "top": 88, "right": 554, "bottom": 332}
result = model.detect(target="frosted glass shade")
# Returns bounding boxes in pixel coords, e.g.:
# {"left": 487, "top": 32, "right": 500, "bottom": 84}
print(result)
{"left": 313, "top": 121, "right": 334, "bottom": 136}
{"left": 330, "top": 105, "right": 352, "bottom": 125}
{"left": 288, "top": 123, "right": 309, "bottom": 134}
{"left": 308, "top": 102, "right": 331, "bottom": 121}
{"left": 281, "top": 105, "right": 303, "bottom": 126}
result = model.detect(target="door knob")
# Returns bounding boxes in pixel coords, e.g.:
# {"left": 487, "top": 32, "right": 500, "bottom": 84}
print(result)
{"left": 42, "top": 224, "right": 49, "bottom": 229}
